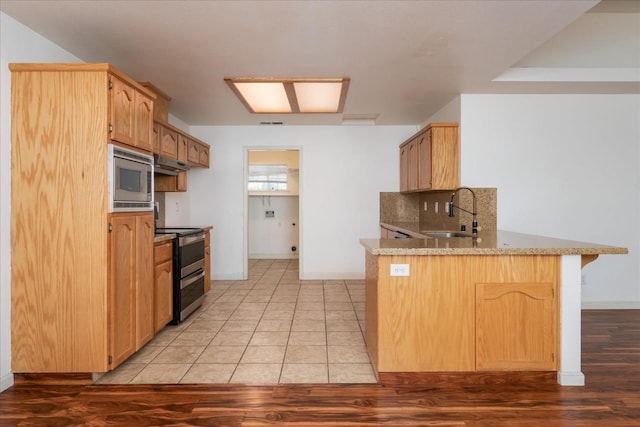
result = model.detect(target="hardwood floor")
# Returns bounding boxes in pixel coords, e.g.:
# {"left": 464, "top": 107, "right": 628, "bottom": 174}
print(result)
{"left": 1, "top": 310, "right": 638, "bottom": 426}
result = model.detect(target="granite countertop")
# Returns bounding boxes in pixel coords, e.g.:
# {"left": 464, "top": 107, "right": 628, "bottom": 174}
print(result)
{"left": 367, "top": 223, "right": 628, "bottom": 256}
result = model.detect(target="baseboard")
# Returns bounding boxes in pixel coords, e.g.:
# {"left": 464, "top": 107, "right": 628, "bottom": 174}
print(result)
{"left": 0, "top": 372, "right": 15, "bottom": 392}
{"left": 582, "top": 301, "right": 640, "bottom": 309}
{"left": 249, "top": 253, "right": 299, "bottom": 260}
{"left": 300, "top": 272, "right": 365, "bottom": 280}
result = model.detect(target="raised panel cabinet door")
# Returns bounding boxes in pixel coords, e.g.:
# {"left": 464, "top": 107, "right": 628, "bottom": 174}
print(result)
{"left": 152, "top": 122, "right": 160, "bottom": 154}
{"left": 178, "top": 134, "right": 189, "bottom": 163}
{"left": 154, "top": 258, "right": 173, "bottom": 333}
{"left": 417, "top": 131, "right": 432, "bottom": 190}
{"left": 476, "top": 282, "right": 558, "bottom": 371}
{"left": 399, "top": 144, "right": 409, "bottom": 192}
{"left": 110, "top": 76, "right": 136, "bottom": 146}
{"left": 187, "top": 139, "right": 200, "bottom": 164}
{"left": 135, "top": 213, "right": 155, "bottom": 349}
{"left": 159, "top": 125, "right": 178, "bottom": 159}
{"left": 407, "top": 139, "right": 419, "bottom": 191}
{"left": 199, "top": 144, "right": 210, "bottom": 167}
{"left": 135, "top": 91, "right": 154, "bottom": 151}
{"left": 109, "top": 215, "right": 137, "bottom": 369}
{"left": 430, "top": 125, "right": 460, "bottom": 190}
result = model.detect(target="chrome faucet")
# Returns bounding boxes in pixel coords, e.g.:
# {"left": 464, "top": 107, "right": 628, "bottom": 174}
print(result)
{"left": 448, "top": 187, "right": 479, "bottom": 235}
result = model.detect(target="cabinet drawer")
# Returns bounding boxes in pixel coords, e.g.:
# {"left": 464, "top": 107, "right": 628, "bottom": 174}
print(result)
{"left": 154, "top": 241, "right": 173, "bottom": 264}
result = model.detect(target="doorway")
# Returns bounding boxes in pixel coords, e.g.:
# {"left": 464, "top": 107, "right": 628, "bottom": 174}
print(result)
{"left": 244, "top": 148, "right": 300, "bottom": 279}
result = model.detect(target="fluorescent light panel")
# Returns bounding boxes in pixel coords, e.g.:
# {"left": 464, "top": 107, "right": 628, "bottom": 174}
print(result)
{"left": 225, "top": 78, "right": 349, "bottom": 114}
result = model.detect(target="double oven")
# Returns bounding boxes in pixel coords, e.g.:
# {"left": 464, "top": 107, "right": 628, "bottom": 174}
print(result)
{"left": 155, "top": 227, "right": 206, "bottom": 323}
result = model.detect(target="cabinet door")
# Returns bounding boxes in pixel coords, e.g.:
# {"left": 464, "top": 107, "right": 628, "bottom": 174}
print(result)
{"left": 199, "top": 144, "right": 210, "bottom": 167}
{"left": 135, "top": 91, "right": 154, "bottom": 151}
{"left": 110, "top": 77, "right": 136, "bottom": 146}
{"left": 154, "top": 257, "right": 173, "bottom": 333}
{"left": 430, "top": 125, "right": 460, "bottom": 190}
{"left": 417, "top": 131, "right": 432, "bottom": 190}
{"left": 407, "top": 139, "right": 419, "bottom": 191}
{"left": 135, "top": 213, "right": 155, "bottom": 349}
{"left": 152, "top": 122, "right": 160, "bottom": 154}
{"left": 109, "top": 215, "right": 137, "bottom": 369}
{"left": 476, "top": 282, "right": 558, "bottom": 371}
{"left": 187, "top": 138, "right": 200, "bottom": 164}
{"left": 159, "top": 125, "right": 178, "bottom": 159}
{"left": 399, "top": 144, "right": 409, "bottom": 192}
{"left": 178, "top": 134, "right": 189, "bottom": 163}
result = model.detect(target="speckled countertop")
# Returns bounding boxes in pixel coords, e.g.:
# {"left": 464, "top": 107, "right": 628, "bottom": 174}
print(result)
{"left": 366, "top": 223, "right": 627, "bottom": 256}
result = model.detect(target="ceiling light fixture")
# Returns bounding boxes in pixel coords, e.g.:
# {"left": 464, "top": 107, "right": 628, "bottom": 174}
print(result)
{"left": 225, "top": 77, "right": 350, "bottom": 114}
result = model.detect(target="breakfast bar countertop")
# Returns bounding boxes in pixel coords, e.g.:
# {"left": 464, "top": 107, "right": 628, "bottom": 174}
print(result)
{"left": 364, "top": 224, "right": 628, "bottom": 256}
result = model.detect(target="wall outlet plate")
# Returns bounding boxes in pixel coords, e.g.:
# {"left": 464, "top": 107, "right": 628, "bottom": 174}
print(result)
{"left": 390, "top": 264, "right": 410, "bottom": 276}
{"left": 265, "top": 210, "right": 275, "bottom": 218}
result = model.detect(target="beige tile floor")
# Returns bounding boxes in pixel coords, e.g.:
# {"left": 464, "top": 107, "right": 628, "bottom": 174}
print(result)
{"left": 96, "top": 259, "right": 376, "bottom": 384}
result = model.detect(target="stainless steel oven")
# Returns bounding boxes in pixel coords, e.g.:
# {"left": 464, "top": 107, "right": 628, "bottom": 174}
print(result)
{"left": 107, "top": 144, "right": 154, "bottom": 212}
{"left": 155, "top": 227, "right": 206, "bottom": 323}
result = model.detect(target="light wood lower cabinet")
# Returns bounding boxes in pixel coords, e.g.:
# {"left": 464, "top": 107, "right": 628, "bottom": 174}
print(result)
{"left": 366, "top": 254, "right": 559, "bottom": 373}
{"left": 154, "top": 241, "right": 173, "bottom": 333}
{"left": 108, "top": 212, "right": 155, "bottom": 368}
{"left": 476, "top": 282, "right": 557, "bottom": 371}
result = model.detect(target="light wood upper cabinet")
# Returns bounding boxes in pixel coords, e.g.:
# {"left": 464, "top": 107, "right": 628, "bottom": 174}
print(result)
{"left": 187, "top": 138, "right": 200, "bottom": 164}
{"left": 155, "top": 172, "right": 187, "bottom": 192}
{"left": 178, "top": 134, "right": 189, "bottom": 163}
{"left": 135, "top": 91, "right": 154, "bottom": 152}
{"left": 154, "top": 241, "right": 173, "bottom": 333}
{"left": 159, "top": 125, "right": 179, "bottom": 159}
{"left": 199, "top": 144, "right": 210, "bottom": 167}
{"left": 110, "top": 76, "right": 154, "bottom": 152}
{"left": 399, "top": 123, "right": 459, "bottom": 192}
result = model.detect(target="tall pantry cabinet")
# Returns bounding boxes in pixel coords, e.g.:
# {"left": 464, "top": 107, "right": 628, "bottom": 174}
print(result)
{"left": 10, "top": 63, "right": 155, "bottom": 373}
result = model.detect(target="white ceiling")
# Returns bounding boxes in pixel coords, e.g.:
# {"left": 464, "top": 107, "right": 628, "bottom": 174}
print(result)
{"left": 1, "top": 0, "right": 638, "bottom": 126}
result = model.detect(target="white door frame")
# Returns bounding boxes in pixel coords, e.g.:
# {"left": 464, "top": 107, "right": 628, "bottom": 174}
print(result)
{"left": 243, "top": 146, "right": 302, "bottom": 279}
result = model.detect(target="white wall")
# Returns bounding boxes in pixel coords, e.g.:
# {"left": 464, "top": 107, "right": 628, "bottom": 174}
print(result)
{"left": 0, "top": 12, "right": 83, "bottom": 391}
{"left": 460, "top": 94, "right": 640, "bottom": 307}
{"left": 187, "top": 126, "right": 416, "bottom": 280}
{"left": 249, "top": 196, "right": 299, "bottom": 258}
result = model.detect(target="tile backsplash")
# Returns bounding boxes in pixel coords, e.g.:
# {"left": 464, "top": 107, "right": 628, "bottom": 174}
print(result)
{"left": 380, "top": 188, "right": 497, "bottom": 233}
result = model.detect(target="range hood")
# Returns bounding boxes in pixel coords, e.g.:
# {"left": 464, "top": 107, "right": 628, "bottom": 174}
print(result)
{"left": 154, "top": 154, "right": 191, "bottom": 176}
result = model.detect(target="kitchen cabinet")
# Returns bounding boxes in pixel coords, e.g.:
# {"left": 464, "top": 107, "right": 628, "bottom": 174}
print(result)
{"left": 108, "top": 212, "right": 154, "bottom": 368}
{"left": 178, "top": 134, "right": 189, "bottom": 163}
{"left": 365, "top": 253, "right": 558, "bottom": 373}
{"left": 155, "top": 172, "right": 188, "bottom": 192}
{"left": 154, "top": 241, "right": 173, "bottom": 332}
{"left": 399, "top": 123, "right": 459, "bottom": 192}
{"left": 476, "top": 282, "right": 557, "bottom": 371}
{"left": 110, "top": 76, "right": 154, "bottom": 152}
{"left": 159, "top": 124, "right": 179, "bottom": 159}
{"left": 204, "top": 230, "right": 211, "bottom": 293}
{"left": 10, "top": 63, "right": 156, "bottom": 374}
{"left": 380, "top": 226, "right": 395, "bottom": 239}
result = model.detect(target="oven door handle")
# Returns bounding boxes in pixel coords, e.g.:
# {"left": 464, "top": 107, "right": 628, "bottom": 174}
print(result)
{"left": 181, "top": 269, "right": 205, "bottom": 290}
{"left": 179, "top": 233, "right": 205, "bottom": 246}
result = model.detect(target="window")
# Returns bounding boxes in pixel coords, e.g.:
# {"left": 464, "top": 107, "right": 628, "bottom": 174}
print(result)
{"left": 248, "top": 164, "right": 288, "bottom": 192}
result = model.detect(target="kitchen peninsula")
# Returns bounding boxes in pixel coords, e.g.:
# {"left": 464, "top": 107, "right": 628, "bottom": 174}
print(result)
{"left": 360, "top": 229, "right": 627, "bottom": 386}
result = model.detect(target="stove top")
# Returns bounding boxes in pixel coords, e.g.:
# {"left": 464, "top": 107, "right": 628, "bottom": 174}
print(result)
{"left": 155, "top": 227, "right": 204, "bottom": 237}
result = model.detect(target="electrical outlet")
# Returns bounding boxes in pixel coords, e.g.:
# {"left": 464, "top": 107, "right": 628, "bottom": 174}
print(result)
{"left": 390, "top": 264, "right": 410, "bottom": 276}
{"left": 424, "top": 201, "right": 428, "bottom": 211}
{"left": 435, "top": 202, "right": 439, "bottom": 213}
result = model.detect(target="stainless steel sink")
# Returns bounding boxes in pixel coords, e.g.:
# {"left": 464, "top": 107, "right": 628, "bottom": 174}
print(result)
{"left": 424, "top": 231, "right": 473, "bottom": 238}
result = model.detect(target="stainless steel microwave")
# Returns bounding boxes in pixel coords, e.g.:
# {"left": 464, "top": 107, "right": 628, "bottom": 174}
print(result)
{"left": 107, "top": 144, "right": 154, "bottom": 212}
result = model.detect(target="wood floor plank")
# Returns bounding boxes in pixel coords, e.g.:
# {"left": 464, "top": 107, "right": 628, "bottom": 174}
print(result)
{"left": 1, "top": 310, "right": 638, "bottom": 426}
